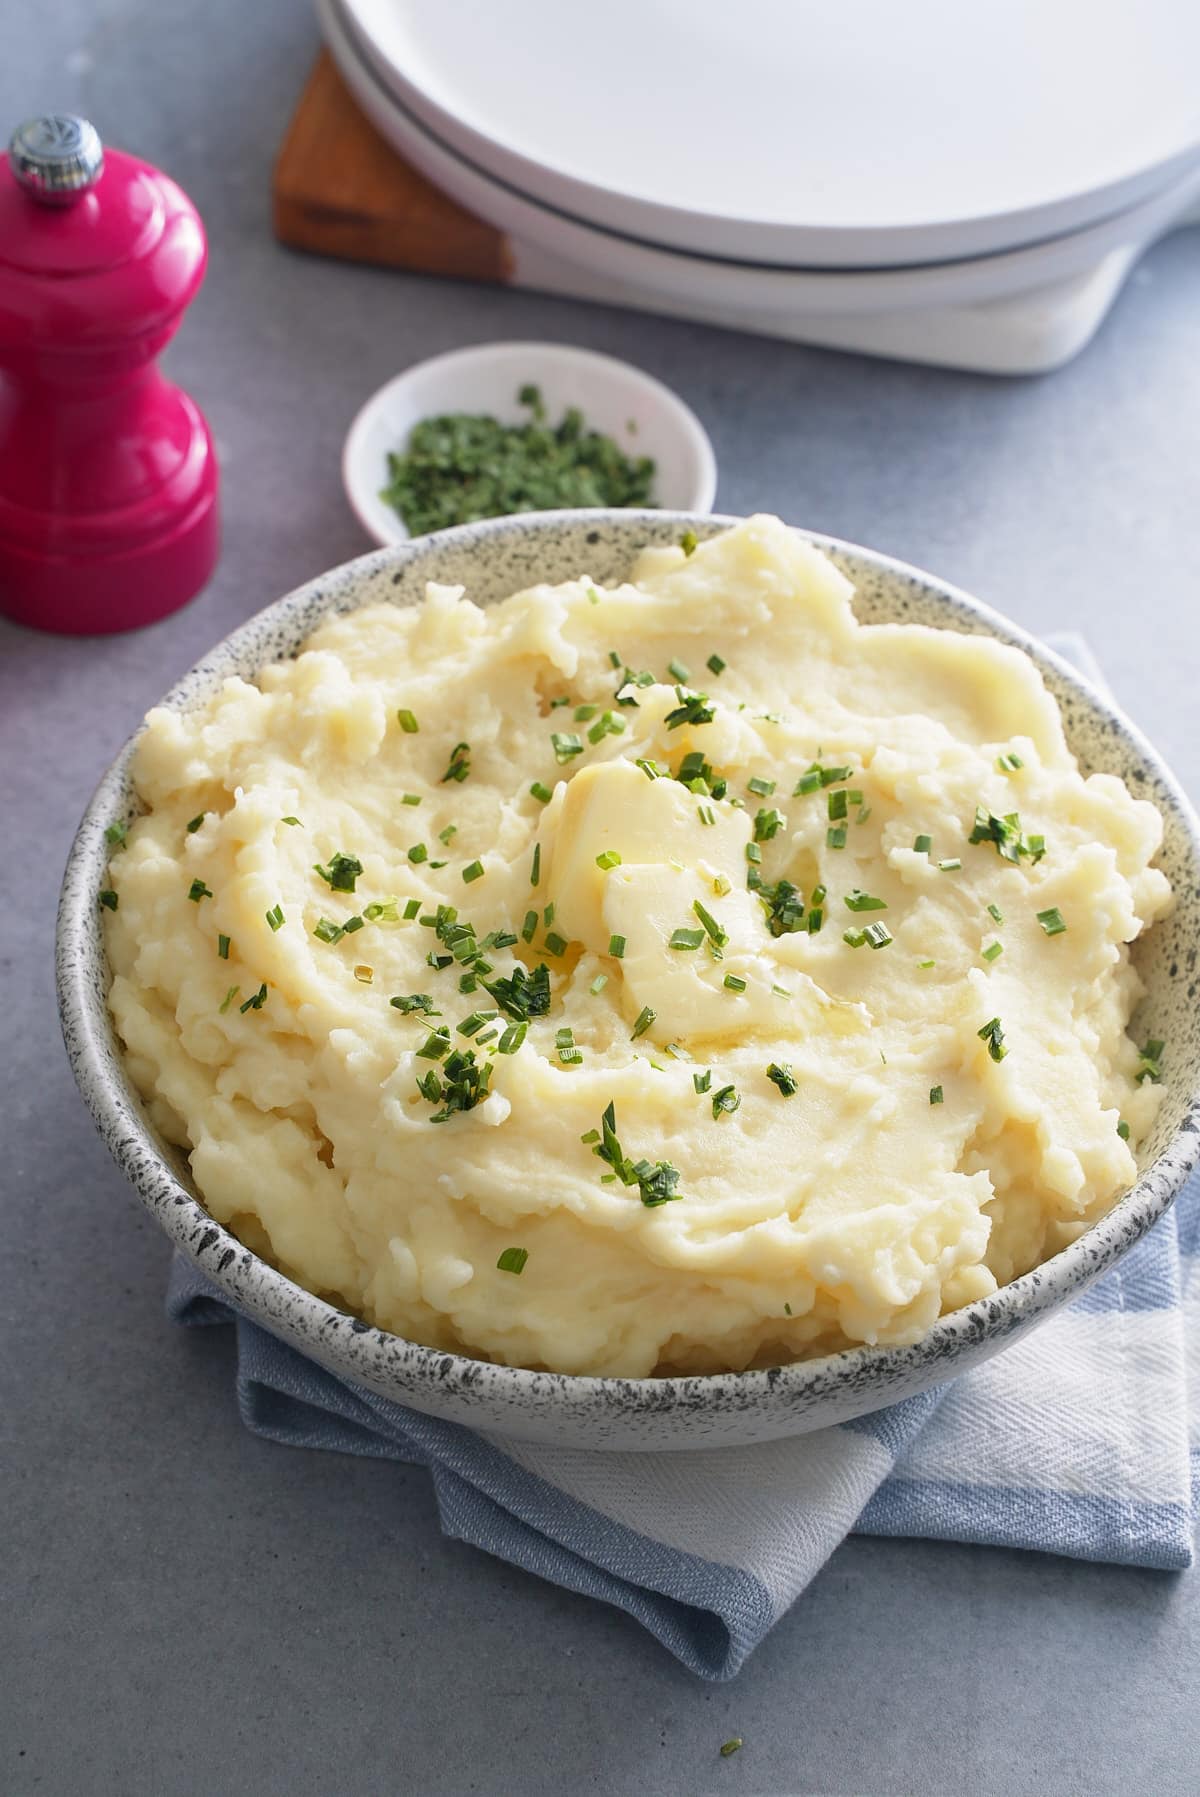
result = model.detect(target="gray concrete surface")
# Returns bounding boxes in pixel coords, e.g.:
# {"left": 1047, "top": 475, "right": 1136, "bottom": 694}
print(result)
{"left": 3, "top": 4, "right": 1198, "bottom": 1793}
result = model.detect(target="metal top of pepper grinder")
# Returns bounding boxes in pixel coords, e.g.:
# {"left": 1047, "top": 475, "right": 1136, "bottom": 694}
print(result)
{"left": 9, "top": 113, "right": 104, "bottom": 206}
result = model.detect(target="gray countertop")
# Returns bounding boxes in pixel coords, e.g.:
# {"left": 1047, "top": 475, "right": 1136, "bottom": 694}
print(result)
{"left": 3, "top": 6, "right": 1199, "bottom": 1793}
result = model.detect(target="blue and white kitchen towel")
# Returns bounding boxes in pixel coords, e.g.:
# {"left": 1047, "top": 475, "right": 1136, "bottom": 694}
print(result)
{"left": 166, "top": 636, "right": 1200, "bottom": 1680}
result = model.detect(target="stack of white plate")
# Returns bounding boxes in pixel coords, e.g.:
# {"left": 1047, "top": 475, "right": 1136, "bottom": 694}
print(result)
{"left": 318, "top": 0, "right": 1200, "bottom": 373}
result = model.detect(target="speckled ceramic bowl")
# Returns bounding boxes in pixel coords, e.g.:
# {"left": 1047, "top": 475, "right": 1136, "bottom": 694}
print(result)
{"left": 57, "top": 512, "right": 1200, "bottom": 1449}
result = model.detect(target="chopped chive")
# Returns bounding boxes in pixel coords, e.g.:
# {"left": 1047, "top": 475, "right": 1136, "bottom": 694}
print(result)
{"left": 843, "top": 928, "right": 866, "bottom": 947}
{"left": 856, "top": 806, "right": 872, "bottom": 825}
{"left": 693, "top": 1070, "right": 712, "bottom": 1094}
{"left": 407, "top": 844, "right": 428, "bottom": 864}
{"left": 631, "top": 1005, "right": 656, "bottom": 1039}
{"left": 983, "top": 940, "right": 1003, "bottom": 962}
{"left": 918, "top": 957, "right": 935, "bottom": 968}
{"left": 864, "top": 921, "right": 893, "bottom": 949}
{"left": 692, "top": 901, "right": 728, "bottom": 950}
{"left": 607, "top": 649, "right": 621, "bottom": 667}
{"left": 314, "top": 852, "right": 363, "bottom": 892}
{"left": 549, "top": 695, "right": 571, "bottom": 709}
{"left": 363, "top": 900, "right": 398, "bottom": 922}
{"left": 551, "top": 731, "right": 584, "bottom": 764}
{"left": 766, "top": 1062, "right": 797, "bottom": 1096}
{"left": 1136, "top": 1037, "right": 1165, "bottom": 1083}
{"left": 754, "top": 807, "right": 787, "bottom": 843}
{"left": 978, "top": 1016, "right": 1007, "bottom": 1062}
{"left": 239, "top": 982, "right": 268, "bottom": 1014}
{"left": 587, "top": 709, "right": 626, "bottom": 744}
{"left": 748, "top": 776, "right": 776, "bottom": 797}
{"left": 1117, "top": 1119, "right": 1131, "bottom": 1141}
{"left": 997, "top": 751, "right": 1024, "bottom": 772}
{"left": 403, "top": 898, "right": 421, "bottom": 920}
{"left": 826, "top": 826, "right": 847, "bottom": 850}
{"left": 772, "top": 983, "right": 791, "bottom": 999}
{"left": 401, "top": 794, "right": 421, "bottom": 807}
{"left": 706, "top": 653, "right": 726, "bottom": 675}
{"left": 265, "top": 904, "right": 285, "bottom": 932}
{"left": 417, "top": 1028, "right": 451, "bottom": 1060}
{"left": 217, "top": 933, "right": 230, "bottom": 959}
{"left": 680, "top": 529, "right": 698, "bottom": 556}
{"left": 712, "top": 874, "right": 731, "bottom": 897}
{"left": 104, "top": 820, "right": 127, "bottom": 848}
{"left": 719, "top": 1739, "right": 743, "bottom": 1759}
{"left": 938, "top": 858, "right": 962, "bottom": 872}
{"left": 457, "top": 1011, "right": 493, "bottom": 1037}
{"left": 498, "top": 1020, "right": 528, "bottom": 1054}
{"left": 390, "top": 994, "right": 436, "bottom": 1014}
{"left": 438, "top": 825, "right": 458, "bottom": 845}
{"left": 186, "top": 813, "right": 206, "bottom": 834}
{"left": 440, "top": 741, "right": 471, "bottom": 783}
{"left": 828, "top": 789, "right": 848, "bottom": 821}
{"left": 668, "top": 658, "right": 691, "bottom": 683}
{"left": 530, "top": 843, "right": 541, "bottom": 887}
{"left": 987, "top": 902, "right": 1004, "bottom": 924}
{"left": 396, "top": 709, "right": 419, "bottom": 733}
{"left": 461, "top": 860, "right": 484, "bottom": 884}
{"left": 342, "top": 915, "right": 365, "bottom": 934}
{"left": 543, "top": 903, "right": 555, "bottom": 926}
{"left": 497, "top": 1247, "right": 528, "bottom": 1275}
{"left": 98, "top": 888, "right": 118, "bottom": 912}
{"left": 664, "top": 688, "right": 715, "bottom": 731}
{"left": 313, "top": 917, "right": 344, "bottom": 943}
{"left": 609, "top": 934, "right": 626, "bottom": 959}
{"left": 711, "top": 1083, "right": 740, "bottom": 1119}
{"left": 589, "top": 973, "right": 609, "bottom": 995}
{"left": 522, "top": 909, "right": 538, "bottom": 943}
{"left": 595, "top": 850, "right": 622, "bottom": 871}
{"left": 353, "top": 965, "right": 373, "bottom": 984}
{"left": 530, "top": 781, "right": 553, "bottom": 803}
{"left": 544, "top": 931, "right": 568, "bottom": 956}
{"left": 697, "top": 803, "right": 717, "bottom": 826}
{"left": 188, "top": 879, "right": 212, "bottom": 902}
{"left": 219, "top": 984, "right": 239, "bottom": 1013}
{"left": 914, "top": 833, "right": 933, "bottom": 855}
{"left": 574, "top": 704, "right": 598, "bottom": 722}
{"left": 844, "top": 889, "right": 887, "bottom": 913}
{"left": 930, "top": 1085, "right": 944, "bottom": 1105}
{"left": 723, "top": 973, "right": 747, "bottom": 992}
{"left": 746, "top": 842, "right": 762, "bottom": 865}
{"left": 670, "top": 927, "right": 705, "bottom": 950}
{"left": 1037, "top": 907, "right": 1067, "bottom": 936}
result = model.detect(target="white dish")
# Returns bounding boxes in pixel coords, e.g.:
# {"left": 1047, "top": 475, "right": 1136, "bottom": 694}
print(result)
{"left": 339, "top": 0, "right": 1200, "bottom": 269}
{"left": 342, "top": 341, "right": 717, "bottom": 547}
{"left": 323, "top": 0, "right": 1200, "bottom": 324}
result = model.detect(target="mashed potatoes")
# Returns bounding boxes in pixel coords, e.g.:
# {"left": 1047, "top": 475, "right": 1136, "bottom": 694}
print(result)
{"left": 103, "top": 516, "right": 1170, "bottom": 1376}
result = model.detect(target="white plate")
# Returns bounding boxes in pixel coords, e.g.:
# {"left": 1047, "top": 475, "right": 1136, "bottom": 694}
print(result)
{"left": 343, "top": 341, "right": 718, "bottom": 546}
{"left": 339, "top": 0, "right": 1200, "bottom": 269}
{"left": 321, "top": 0, "right": 1200, "bottom": 322}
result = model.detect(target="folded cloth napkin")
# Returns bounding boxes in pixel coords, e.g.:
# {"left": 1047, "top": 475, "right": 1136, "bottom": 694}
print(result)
{"left": 165, "top": 634, "right": 1200, "bottom": 1680}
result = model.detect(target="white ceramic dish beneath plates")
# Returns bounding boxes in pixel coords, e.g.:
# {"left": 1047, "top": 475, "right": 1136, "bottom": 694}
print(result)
{"left": 56, "top": 510, "right": 1200, "bottom": 1450}
{"left": 338, "top": 0, "right": 1200, "bottom": 268}
{"left": 320, "top": 0, "right": 1200, "bottom": 374}
{"left": 342, "top": 341, "right": 717, "bottom": 547}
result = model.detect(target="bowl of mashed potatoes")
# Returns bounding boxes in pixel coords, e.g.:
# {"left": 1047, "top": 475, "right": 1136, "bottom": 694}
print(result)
{"left": 58, "top": 512, "right": 1200, "bottom": 1448}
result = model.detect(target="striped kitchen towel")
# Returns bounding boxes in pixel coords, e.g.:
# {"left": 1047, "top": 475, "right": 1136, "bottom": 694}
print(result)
{"left": 166, "top": 1167, "right": 1198, "bottom": 1682}
{"left": 164, "top": 634, "right": 1199, "bottom": 1679}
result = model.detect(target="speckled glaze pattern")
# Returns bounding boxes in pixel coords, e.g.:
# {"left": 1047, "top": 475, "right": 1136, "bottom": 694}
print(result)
{"left": 56, "top": 511, "right": 1200, "bottom": 1450}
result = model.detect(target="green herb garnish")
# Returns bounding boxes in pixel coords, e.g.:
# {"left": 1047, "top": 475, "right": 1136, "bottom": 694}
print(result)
{"left": 239, "top": 982, "right": 268, "bottom": 1014}
{"left": 1037, "top": 907, "right": 1067, "bottom": 936}
{"left": 265, "top": 904, "right": 285, "bottom": 932}
{"left": 766, "top": 1063, "right": 797, "bottom": 1097}
{"left": 379, "top": 388, "right": 656, "bottom": 535}
{"left": 844, "top": 889, "right": 887, "bottom": 913}
{"left": 188, "top": 879, "right": 212, "bottom": 902}
{"left": 99, "top": 888, "right": 118, "bottom": 911}
{"left": 314, "top": 852, "right": 363, "bottom": 892}
{"left": 978, "top": 1016, "right": 1008, "bottom": 1061}
{"left": 496, "top": 1247, "right": 528, "bottom": 1275}
{"left": 711, "top": 1083, "right": 740, "bottom": 1119}
{"left": 930, "top": 1085, "right": 944, "bottom": 1104}
{"left": 631, "top": 1005, "right": 656, "bottom": 1039}
{"left": 186, "top": 813, "right": 206, "bottom": 834}
{"left": 461, "top": 860, "right": 484, "bottom": 884}
{"left": 609, "top": 934, "right": 626, "bottom": 959}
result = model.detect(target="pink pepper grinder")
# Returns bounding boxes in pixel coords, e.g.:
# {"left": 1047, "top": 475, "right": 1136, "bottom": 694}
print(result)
{"left": 0, "top": 115, "right": 219, "bottom": 634}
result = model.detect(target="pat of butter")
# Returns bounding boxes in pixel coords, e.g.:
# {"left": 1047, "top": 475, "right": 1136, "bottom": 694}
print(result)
{"left": 545, "top": 758, "right": 833, "bottom": 1041}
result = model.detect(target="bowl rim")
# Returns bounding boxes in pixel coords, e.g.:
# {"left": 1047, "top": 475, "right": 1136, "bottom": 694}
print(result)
{"left": 340, "top": 340, "right": 719, "bottom": 547}
{"left": 56, "top": 508, "right": 1200, "bottom": 1421}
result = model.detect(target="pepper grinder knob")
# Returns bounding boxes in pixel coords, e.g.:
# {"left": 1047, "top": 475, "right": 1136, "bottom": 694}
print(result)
{"left": 0, "top": 116, "right": 220, "bottom": 634}
{"left": 9, "top": 114, "right": 104, "bottom": 205}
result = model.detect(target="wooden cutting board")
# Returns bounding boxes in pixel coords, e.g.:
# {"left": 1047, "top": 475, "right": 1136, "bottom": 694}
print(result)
{"left": 272, "top": 52, "right": 514, "bottom": 283}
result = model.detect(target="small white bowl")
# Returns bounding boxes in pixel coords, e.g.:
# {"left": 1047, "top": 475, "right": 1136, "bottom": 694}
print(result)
{"left": 342, "top": 340, "right": 717, "bottom": 545}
